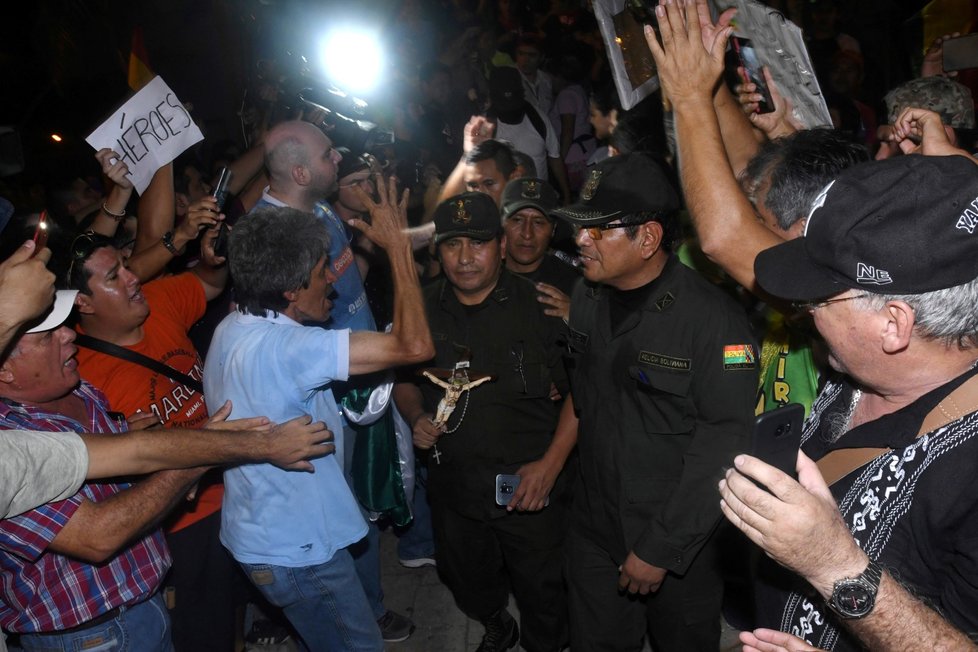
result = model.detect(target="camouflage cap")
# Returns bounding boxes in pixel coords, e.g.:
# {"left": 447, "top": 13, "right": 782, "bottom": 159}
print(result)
{"left": 884, "top": 76, "right": 975, "bottom": 129}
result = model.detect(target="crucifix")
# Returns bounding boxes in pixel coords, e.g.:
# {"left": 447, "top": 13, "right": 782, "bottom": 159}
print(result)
{"left": 421, "top": 346, "right": 494, "bottom": 464}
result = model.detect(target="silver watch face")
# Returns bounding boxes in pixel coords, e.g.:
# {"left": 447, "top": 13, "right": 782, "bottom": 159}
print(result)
{"left": 831, "top": 580, "right": 875, "bottom": 618}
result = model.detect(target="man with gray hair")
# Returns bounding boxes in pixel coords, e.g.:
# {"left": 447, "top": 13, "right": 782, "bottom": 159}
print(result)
{"left": 719, "top": 154, "right": 978, "bottom": 651}
{"left": 204, "top": 178, "right": 432, "bottom": 651}
{"left": 876, "top": 76, "right": 975, "bottom": 159}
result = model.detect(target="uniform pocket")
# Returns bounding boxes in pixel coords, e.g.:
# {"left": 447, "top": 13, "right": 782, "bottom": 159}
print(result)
{"left": 628, "top": 365, "right": 694, "bottom": 434}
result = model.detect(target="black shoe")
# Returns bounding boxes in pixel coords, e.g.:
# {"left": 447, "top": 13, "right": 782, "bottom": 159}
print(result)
{"left": 475, "top": 609, "right": 519, "bottom": 652}
{"left": 377, "top": 609, "right": 416, "bottom": 643}
{"left": 245, "top": 618, "right": 292, "bottom": 645}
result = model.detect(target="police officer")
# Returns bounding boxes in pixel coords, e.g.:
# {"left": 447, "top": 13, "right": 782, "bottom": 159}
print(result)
{"left": 393, "top": 192, "right": 572, "bottom": 652}
{"left": 552, "top": 153, "right": 758, "bottom": 651}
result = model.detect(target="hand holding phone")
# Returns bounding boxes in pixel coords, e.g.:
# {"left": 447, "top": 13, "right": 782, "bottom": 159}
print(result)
{"left": 211, "top": 167, "right": 233, "bottom": 258}
{"left": 31, "top": 212, "right": 49, "bottom": 256}
{"left": 751, "top": 403, "right": 804, "bottom": 487}
{"left": 732, "top": 36, "right": 775, "bottom": 114}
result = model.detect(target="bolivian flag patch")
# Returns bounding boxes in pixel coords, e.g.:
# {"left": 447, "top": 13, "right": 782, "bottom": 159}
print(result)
{"left": 723, "top": 344, "right": 756, "bottom": 370}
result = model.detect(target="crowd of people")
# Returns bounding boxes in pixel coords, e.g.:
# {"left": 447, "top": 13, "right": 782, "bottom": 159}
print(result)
{"left": 2, "top": 0, "right": 978, "bottom": 651}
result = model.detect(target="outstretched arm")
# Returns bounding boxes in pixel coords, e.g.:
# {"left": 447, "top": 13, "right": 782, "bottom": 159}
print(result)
{"left": 346, "top": 177, "right": 434, "bottom": 374}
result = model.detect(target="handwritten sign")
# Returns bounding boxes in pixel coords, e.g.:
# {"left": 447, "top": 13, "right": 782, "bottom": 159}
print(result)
{"left": 86, "top": 76, "right": 203, "bottom": 194}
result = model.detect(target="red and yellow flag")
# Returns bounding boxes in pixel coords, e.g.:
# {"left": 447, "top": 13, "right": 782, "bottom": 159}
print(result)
{"left": 127, "top": 26, "right": 154, "bottom": 91}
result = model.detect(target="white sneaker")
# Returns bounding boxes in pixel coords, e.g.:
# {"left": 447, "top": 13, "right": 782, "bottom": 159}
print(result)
{"left": 398, "top": 556, "right": 436, "bottom": 568}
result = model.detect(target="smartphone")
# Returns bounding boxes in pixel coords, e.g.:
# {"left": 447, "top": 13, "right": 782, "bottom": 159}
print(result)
{"left": 731, "top": 36, "right": 775, "bottom": 114}
{"left": 943, "top": 33, "right": 978, "bottom": 72}
{"left": 211, "top": 167, "right": 233, "bottom": 258}
{"left": 495, "top": 474, "right": 549, "bottom": 507}
{"left": 212, "top": 167, "right": 232, "bottom": 211}
{"left": 31, "top": 211, "right": 49, "bottom": 255}
{"left": 752, "top": 402, "right": 805, "bottom": 481}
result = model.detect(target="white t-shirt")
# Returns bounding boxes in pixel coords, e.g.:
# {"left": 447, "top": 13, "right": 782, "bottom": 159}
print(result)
{"left": 0, "top": 430, "right": 87, "bottom": 519}
{"left": 495, "top": 104, "right": 559, "bottom": 182}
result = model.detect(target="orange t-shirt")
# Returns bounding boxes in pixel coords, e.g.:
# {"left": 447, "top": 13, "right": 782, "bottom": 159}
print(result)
{"left": 76, "top": 273, "right": 221, "bottom": 532}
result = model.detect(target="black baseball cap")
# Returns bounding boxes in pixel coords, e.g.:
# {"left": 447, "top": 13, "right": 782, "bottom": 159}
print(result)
{"left": 434, "top": 192, "right": 502, "bottom": 244}
{"left": 335, "top": 148, "right": 370, "bottom": 181}
{"left": 551, "top": 153, "right": 679, "bottom": 225}
{"left": 500, "top": 178, "right": 558, "bottom": 221}
{"left": 755, "top": 155, "right": 978, "bottom": 301}
{"left": 489, "top": 66, "right": 525, "bottom": 114}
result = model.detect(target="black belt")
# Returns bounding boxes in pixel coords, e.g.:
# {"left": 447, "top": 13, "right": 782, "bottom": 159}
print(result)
{"left": 35, "top": 605, "right": 122, "bottom": 636}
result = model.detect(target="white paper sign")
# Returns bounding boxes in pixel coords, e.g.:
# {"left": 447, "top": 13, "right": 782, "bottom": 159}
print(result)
{"left": 85, "top": 76, "right": 203, "bottom": 194}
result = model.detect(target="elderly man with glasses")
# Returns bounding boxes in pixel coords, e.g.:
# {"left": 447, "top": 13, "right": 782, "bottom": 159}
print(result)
{"left": 720, "top": 153, "right": 978, "bottom": 652}
{"left": 552, "top": 152, "right": 758, "bottom": 651}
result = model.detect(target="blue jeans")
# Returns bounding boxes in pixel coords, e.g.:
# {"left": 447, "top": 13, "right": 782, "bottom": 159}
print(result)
{"left": 397, "top": 462, "right": 436, "bottom": 561}
{"left": 342, "top": 424, "right": 385, "bottom": 620}
{"left": 19, "top": 592, "right": 172, "bottom": 652}
{"left": 240, "top": 550, "right": 384, "bottom": 652}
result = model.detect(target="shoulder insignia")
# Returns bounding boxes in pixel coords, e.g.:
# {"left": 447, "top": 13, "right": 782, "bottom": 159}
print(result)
{"left": 723, "top": 344, "right": 757, "bottom": 370}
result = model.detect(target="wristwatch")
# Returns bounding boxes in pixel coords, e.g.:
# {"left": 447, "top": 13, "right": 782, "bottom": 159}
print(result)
{"left": 161, "top": 230, "right": 182, "bottom": 256}
{"left": 827, "top": 559, "right": 883, "bottom": 619}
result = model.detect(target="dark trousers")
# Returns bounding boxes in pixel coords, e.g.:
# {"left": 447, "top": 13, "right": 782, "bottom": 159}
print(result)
{"left": 165, "top": 510, "right": 239, "bottom": 652}
{"left": 565, "top": 527, "right": 723, "bottom": 652}
{"left": 432, "top": 502, "right": 568, "bottom": 652}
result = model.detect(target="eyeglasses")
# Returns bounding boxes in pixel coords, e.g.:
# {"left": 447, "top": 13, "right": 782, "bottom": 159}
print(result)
{"left": 573, "top": 223, "right": 632, "bottom": 241}
{"left": 791, "top": 293, "right": 868, "bottom": 313}
{"left": 65, "top": 231, "right": 113, "bottom": 288}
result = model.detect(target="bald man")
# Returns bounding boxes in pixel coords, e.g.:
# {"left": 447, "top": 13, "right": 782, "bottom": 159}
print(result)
{"left": 248, "top": 121, "right": 415, "bottom": 642}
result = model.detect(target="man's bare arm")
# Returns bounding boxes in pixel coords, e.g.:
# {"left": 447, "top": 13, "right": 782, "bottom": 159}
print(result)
{"left": 346, "top": 177, "right": 434, "bottom": 375}
{"left": 646, "top": 0, "right": 784, "bottom": 295}
{"left": 80, "top": 414, "right": 334, "bottom": 478}
{"left": 49, "top": 466, "right": 205, "bottom": 563}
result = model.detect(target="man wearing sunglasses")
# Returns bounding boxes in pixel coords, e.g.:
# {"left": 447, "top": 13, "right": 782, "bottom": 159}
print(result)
{"left": 552, "top": 152, "right": 758, "bottom": 651}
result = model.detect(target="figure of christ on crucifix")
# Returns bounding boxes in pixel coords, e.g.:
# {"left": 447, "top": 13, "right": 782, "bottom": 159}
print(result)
{"left": 418, "top": 346, "right": 495, "bottom": 464}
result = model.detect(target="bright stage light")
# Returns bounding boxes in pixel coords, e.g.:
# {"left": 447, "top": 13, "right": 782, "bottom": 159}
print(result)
{"left": 320, "top": 28, "right": 384, "bottom": 95}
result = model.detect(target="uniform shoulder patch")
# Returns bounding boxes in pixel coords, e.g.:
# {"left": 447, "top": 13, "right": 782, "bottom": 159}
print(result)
{"left": 723, "top": 344, "right": 757, "bottom": 370}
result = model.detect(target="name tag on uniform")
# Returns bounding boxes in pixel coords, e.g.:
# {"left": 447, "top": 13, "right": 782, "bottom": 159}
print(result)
{"left": 638, "top": 351, "right": 691, "bottom": 371}
{"left": 432, "top": 332, "right": 448, "bottom": 341}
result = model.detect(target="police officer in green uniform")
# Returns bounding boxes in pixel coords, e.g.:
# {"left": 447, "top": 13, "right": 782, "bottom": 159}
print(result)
{"left": 393, "top": 192, "right": 573, "bottom": 652}
{"left": 552, "top": 153, "right": 758, "bottom": 651}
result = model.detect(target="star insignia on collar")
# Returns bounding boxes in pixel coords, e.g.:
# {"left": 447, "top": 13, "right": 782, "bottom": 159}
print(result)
{"left": 581, "top": 169, "right": 602, "bottom": 201}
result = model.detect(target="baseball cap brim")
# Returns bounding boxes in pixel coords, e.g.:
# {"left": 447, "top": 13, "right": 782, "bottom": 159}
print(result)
{"left": 433, "top": 229, "right": 498, "bottom": 245}
{"left": 754, "top": 238, "right": 850, "bottom": 301}
{"left": 550, "top": 203, "right": 622, "bottom": 226}
{"left": 26, "top": 290, "right": 78, "bottom": 334}
{"left": 501, "top": 200, "right": 555, "bottom": 221}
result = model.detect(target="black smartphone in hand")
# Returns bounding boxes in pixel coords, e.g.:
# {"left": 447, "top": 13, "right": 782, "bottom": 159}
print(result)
{"left": 752, "top": 402, "right": 805, "bottom": 483}
{"left": 732, "top": 36, "right": 775, "bottom": 114}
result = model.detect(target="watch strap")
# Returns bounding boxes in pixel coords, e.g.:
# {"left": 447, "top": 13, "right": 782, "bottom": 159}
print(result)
{"left": 829, "top": 559, "right": 883, "bottom": 619}
{"left": 162, "top": 230, "right": 181, "bottom": 255}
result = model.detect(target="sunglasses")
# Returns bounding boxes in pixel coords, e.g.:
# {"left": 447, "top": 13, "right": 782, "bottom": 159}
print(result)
{"left": 573, "top": 222, "right": 632, "bottom": 241}
{"left": 65, "top": 231, "right": 114, "bottom": 288}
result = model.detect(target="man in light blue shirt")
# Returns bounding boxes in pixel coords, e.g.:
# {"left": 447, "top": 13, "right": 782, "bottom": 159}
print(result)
{"left": 203, "top": 182, "right": 432, "bottom": 651}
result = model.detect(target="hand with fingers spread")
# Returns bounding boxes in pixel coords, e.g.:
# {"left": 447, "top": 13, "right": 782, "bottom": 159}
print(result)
{"left": 740, "top": 628, "right": 825, "bottom": 652}
{"left": 718, "top": 451, "right": 868, "bottom": 595}
{"left": 891, "top": 106, "right": 975, "bottom": 160}
{"left": 348, "top": 175, "right": 411, "bottom": 252}
{"left": 535, "top": 282, "right": 570, "bottom": 322}
{"left": 264, "top": 415, "right": 335, "bottom": 472}
{"left": 644, "top": 0, "right": 732, "bottom": 108}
